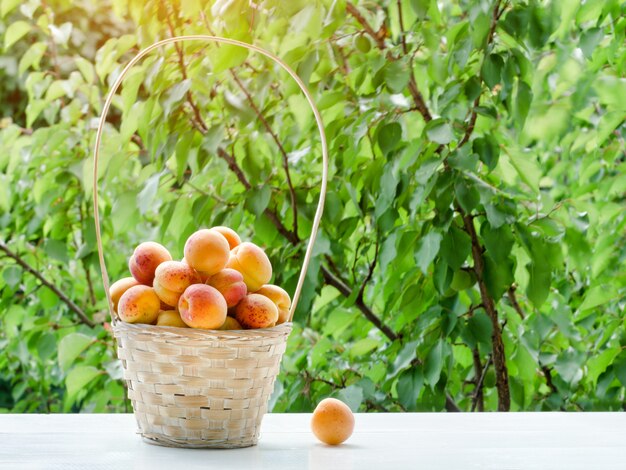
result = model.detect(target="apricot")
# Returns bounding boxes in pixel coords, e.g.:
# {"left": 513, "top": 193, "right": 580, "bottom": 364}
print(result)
{"left": 153, "top": 261, "right": 201, "bottom": 307}
{"left": 219, "top": 316, "right": 243, "bottom": 330}
{"left": 226, "top": 242, "right": 272, "bottom": 292}
{"left": 234, "top": 293, "right": 278, "bottom": 329}
{"left": 311, "top": 398, "right": 355, "bottom": 445}
{"left": 109, "top": 277, "right": 139, "bottom": 312}
{"left": 208, "top": 268, "right": 247, "bottom": 308}
{"left": 117, "top": 285, "right": 161, "bottom": 324}
{"left": 184, "top": 229, "right": 230, "bottom": 277}
{"left": 156, "top": 310, "right": 188, "bottom": 328}
{"left": 211, "top": 226, "right": 241, "bottom": 250}
{"left": 178, "top": 284, "right": 227, "bottom": 329}
{"left": 128, "top": 242, "right": 172, "bottom": 285}
{"left": 255, "top": 284, "right": 291, "bottom": 324}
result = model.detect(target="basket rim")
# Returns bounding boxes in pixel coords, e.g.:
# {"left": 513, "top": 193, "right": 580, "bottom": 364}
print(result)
{"left": 111, "top": 319, "right": 292, "bottom": 340}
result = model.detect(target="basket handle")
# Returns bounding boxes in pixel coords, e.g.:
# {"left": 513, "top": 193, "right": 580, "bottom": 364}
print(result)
{"left": 93, "top": 35, "right": 328, "bottom": 324}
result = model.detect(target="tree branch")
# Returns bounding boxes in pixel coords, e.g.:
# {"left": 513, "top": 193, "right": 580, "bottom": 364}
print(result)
{"left": 507, "top": 285, "right": 525, "bottom": 319}
{"left": 459, "top": 0, "right": 504, "bottom": 147}
{"left": 229, "top": 72, "right": 299, "bottom": 240}
{"left": 445, "top": 392, "right": 461, "bottom": 412}
{"left": 321, "top": 264, "right": 399, "bottom": 342}
{"left": 347, "top": 1, "right": 432, "bottom": 122}
{"left": 0, "top": 241, "right": 95, "bottom": 328}
{"left": 165, "top": 6, "right": 209, "bottom": 133}
{"left": 460, "top": 210, "right": 510, "bottom": 411}
{"left": 346, "top": 2, "right": 386, "bottom": 50}
{"left": 472, "top": 354, "right": 492, "bottom": 412}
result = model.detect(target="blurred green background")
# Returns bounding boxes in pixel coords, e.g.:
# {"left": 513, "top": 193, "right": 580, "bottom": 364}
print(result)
{"left": 0, "top": 0, "right": 624, "bottom": 413}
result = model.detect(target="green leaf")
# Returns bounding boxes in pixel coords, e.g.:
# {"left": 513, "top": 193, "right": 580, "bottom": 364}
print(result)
{"left": 586, "top": 348, "right": 620, "bottom": 386}
{"left": 4, "top": 21, "right": 30, "bottom": 50}
{"left": 66, "top": 365, "right": 101, "bottom": 397}
{"left": 44, "top": 239, "right": 68, "bottom": 263}
{"left": 414, "top": 231, "right": 442, "bottom": 274}
{"left": 425, "top": 119, "right": 454, "bottom": 145}
{"left": 439, "top": 225, "right": 471, "bottom": 270}
{"left": 335, "top": 385, "right": 363, "bottom": 412}
{"left": 384, "top": 60, "right": 410, "bottom": 93}
{"left": 75, "top": 57, "right": 95, "bottom": 84}
{"left": 2, "top": 266, "right": 22, "bottom": 288}
{"left": 377, "top": 122, "right": 402, "bottom": 156}
{"left": 526, "top": 261, "right": 551, "bottom": 308}
{"left": 245, "top": 186, "right": 272, "bottom": 216}
{"left": 579, "top": 285, "right": 620, "bottom": 311}
{"left": 468, "top": 310, "right": 493, "bottom": 345}
{"left": 473, "top": 135, "right": 500, "bottom": 171}
{"left": 424, "top": 340, "right": 444, "bottom": 386}
{"left": 392, "top": 339, "right": 419, "bottom": 374}
{"left": 58, "top": 333, "right": 94, "bottom": 371}
{"left": 37, "top": 333, "right": 57, "bottom": 361}
{"left": 554, "top": 349, "right": 583, "bottom": 384}
{"left": 454, "top": 177, "right": 480, "bottom": 213}
{"left": 514, "top": 81, "right": 532, "bottom": 128}
{"left": 481, "top": 223, "right": 514, "bottom": 264}
{"left": 397, "top": 367, "right": 424, "bottom": 410}
{"left": 350, "top": 338, "right": 380, "bottom": 358}
{"left": 483, "top": 253, "right": 514, "bottom": 299}
{"left": 1, "top": 0, "right": 21, "bottom": 17}
{"left": 481, "top": 53, "right": 504, "bottom": 89}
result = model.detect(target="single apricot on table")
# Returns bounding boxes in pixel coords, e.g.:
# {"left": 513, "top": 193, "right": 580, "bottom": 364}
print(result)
{"left": 311, "top": 398, "right": 355, "bottom": 445}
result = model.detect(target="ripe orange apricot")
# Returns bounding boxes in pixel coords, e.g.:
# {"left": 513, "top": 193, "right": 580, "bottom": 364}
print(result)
{"left": 219, "top": 316, "right": 243, "bottom": 330}
{"left": 156, "top": 310, "right": 188, "bottom": 328}
{"left": 118, "top": 285, "right": 161, "bottom": 324}
{"left": 109, "top": 277, "right": 139, "bottom": 312}
{"left": 311, "top": 398, "right": 355, "bottom": 445}
{"left": 128, "top": 242, "right": 172, "bottom": 285}
{"left": 184, "top": 229, "right": 230, "bottom": 277}
{"left": 211, "top": 226, "right": 242, "bottom": 250}
{"left": 255, "top": 284, "right": 291, "bottom": 324}
{"left": 234, "top": 293, "right": 278, "bottom": 329}
{"left": 153, "top": 261, "right": 201, "bottom": 307}
{"left": 226, "top": 242, "right": 272, "bottom": 292}
{"left": 208, "top": 268, "right": 247, "bottom": 308}
{"left": 178, "top": 284, "right": 227, "bottom": 329}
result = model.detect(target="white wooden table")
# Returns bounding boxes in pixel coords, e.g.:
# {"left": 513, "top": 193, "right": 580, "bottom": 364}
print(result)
{"left": 0, "top": 413, "right": 624, "bottom": 469}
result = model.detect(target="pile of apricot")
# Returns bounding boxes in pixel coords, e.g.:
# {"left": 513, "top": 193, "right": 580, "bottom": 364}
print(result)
{"left": 109, "top": 227, "right": 290, "bottom": 330}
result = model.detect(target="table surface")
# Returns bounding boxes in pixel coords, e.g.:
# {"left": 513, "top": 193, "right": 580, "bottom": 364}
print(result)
{"left": 0, "top": 413, "right": 625, "bottom": 469}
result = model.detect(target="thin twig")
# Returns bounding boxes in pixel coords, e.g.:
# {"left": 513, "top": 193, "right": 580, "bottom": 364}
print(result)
{"left": 321, "top": 264, "right": 399, "bottom": 342}
{"left": 507, "top": 285, "right": 525, "bottom": 319}
{"left": 459, "top": 0, "right": 504, "bottom": 147}
{"left": 0, "top": 241, "right": 94, "bottom": 327}
{"left": 229, "top": 72, "right": 299, "bottom": 239}
{"left": 472, "top": 355, "right": 492, "bottom": 412}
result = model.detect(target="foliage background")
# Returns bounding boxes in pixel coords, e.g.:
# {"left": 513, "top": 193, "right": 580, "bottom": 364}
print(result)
{"left": 0, "top": 0, "right": 624, "bottom": 413}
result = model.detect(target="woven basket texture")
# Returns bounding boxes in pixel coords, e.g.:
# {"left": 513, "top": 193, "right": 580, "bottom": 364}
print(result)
{"left": 113, "top": 320, "right": 292, "bottom": 448}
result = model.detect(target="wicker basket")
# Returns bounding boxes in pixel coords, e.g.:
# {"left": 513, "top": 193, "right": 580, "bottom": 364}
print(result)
{"left": 92, "top": 36, "right": 328, "bottom": 448}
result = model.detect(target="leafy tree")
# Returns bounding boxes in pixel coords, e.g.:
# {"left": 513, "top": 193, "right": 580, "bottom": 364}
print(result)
{"left": 0, "top": 0, "right": 624, "bottom": 413}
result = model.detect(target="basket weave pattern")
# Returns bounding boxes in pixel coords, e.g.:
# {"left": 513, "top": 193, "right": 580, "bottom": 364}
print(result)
{"left": 113, "top": 321, "right": 292, "bottom": 448}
